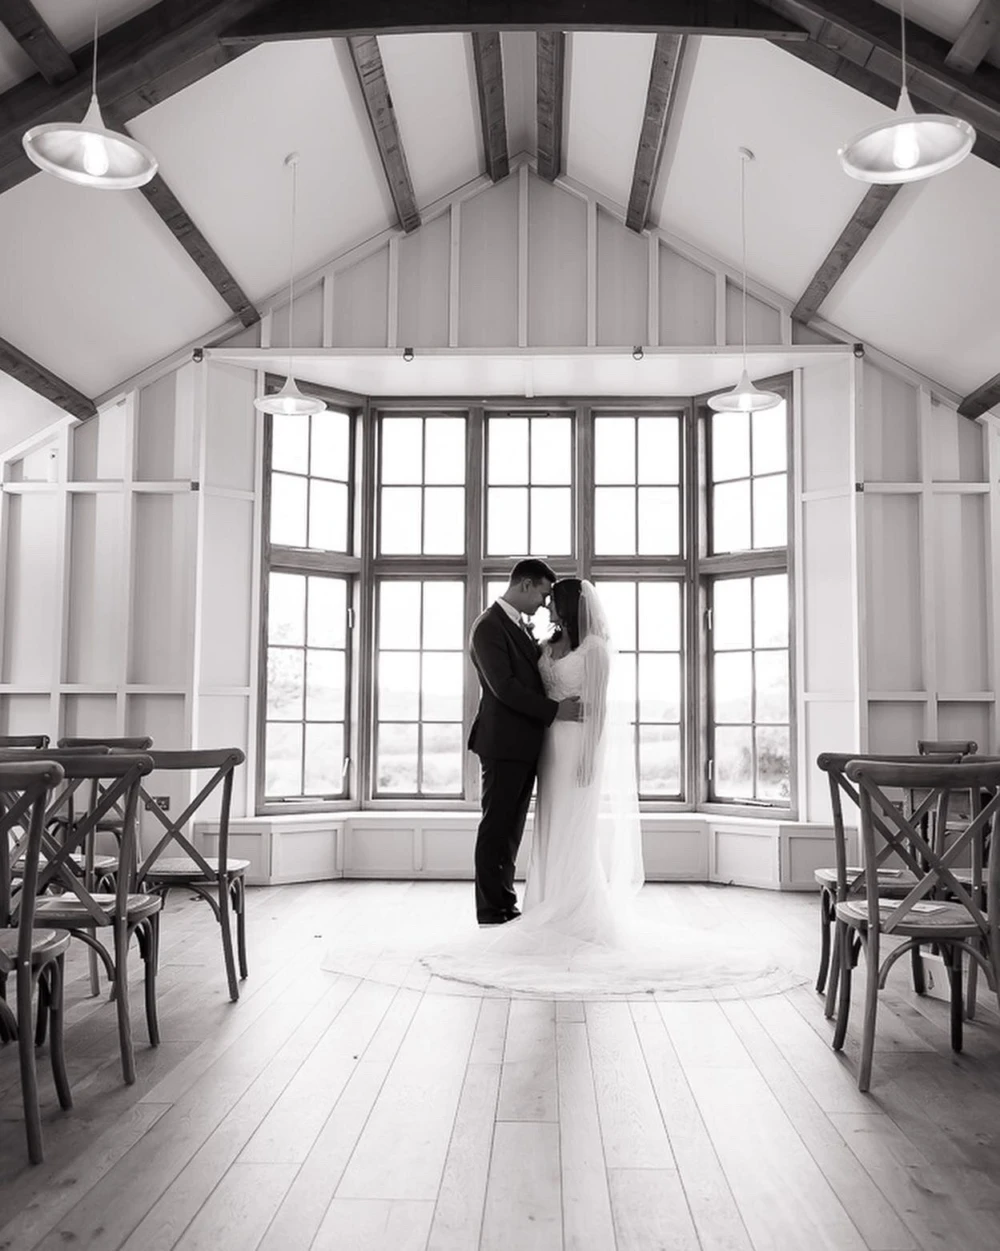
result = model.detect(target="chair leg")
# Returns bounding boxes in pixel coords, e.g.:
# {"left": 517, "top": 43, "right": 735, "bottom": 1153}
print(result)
{"left": 234, "top": 878, "right": 248, "bottom": 982}
{"left": 113, "top": 921, "right": 136, "bottom": 1085}
{"left": 34, "top": 975, "right": 49, "bottom": 1047}
{"left": 47, "top": 957, "right": 72, "bottom": 1111}
{"left": 909, "top": 943, "right": 927, "bottom": 995}
{"left": 858, "top": 931, "right": 880, "bottom": 1093}
{"left": 17, "top": 968, "right": 42, "bottom": 1164}
{"left": 966, "top": 940, "right": 979, "bottom": 1022}
{"left": 141, "top": 914, "right": 161, "bottom": 1047}
{"left": 944, "top": 944, "right": 964, "bottom": 1054}
{"left": 87, "top": 944, "right": 101, "bottom": 998}
{"left": 824, "top": 921, "right": 842, "bottom": 1020}
{"left": 217, "top": 877, "right": 240, "bottom": 1002}
{"left": 816, "top": 889, "right": 832, "bottom": 994}
{"left": 832, "top": 927, "right": 854, "bottom": 1051}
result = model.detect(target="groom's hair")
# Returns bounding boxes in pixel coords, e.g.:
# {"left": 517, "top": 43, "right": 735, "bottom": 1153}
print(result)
{"left": 509, "top": 558, "right": 556, "bottom": 585}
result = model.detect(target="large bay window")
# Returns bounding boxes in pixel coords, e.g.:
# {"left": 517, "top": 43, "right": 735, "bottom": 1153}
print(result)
{"left": 260, "top": 384, "right": 794, "bottom": 815}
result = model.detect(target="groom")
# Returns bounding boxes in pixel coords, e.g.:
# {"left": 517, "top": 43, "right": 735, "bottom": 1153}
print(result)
{"left": 468, "top": 559, "right": 581, "bottom": 925}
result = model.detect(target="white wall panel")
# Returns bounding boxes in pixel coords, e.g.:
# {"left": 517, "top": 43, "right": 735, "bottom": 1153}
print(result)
{"left": 459, "top": 176, "right": 519, "bottom": 346}
{"left": 658, "top": 246, "right": 715, "bottom": 347}
{"left": 129, "top": 494, "right": 196, "bottom": 685}
{"left": 529, "top": 175, "right": 588, "bottom": 346}
{"left": 801, "top": 495, "right": 854, "bottom": 695}
{"left": 66, "top": 493, "right": 125, "bottom": 685}
{"left": 933, "top": 494, "right": 988, "bottom": 693}
{"left": 1, "top": 493, "right": 59, "bottom": 684}
{"left": 868, "top": 701, "right": 925, "bottom": 754}
{"left": 398, "top": 211, "right": 450, "bottom": 348}
{"left": 864, "top": 494, "right": 923, "bottom": 691}
{"left": 938, "top": 702, "right": 991, "bottom": 753}
{"left": 333, "top": 248, "right": 390, "bottom": 348}
{"left": 930, "top": 399, "right": 985, "bottom": 483}
{"left": 800, "top": 357, "right": 851, "bottom": 493}
{"left": 804, "top": 700, "right": 857, "bottom": 822}
{"left": 136, "top": 370, "right": 196, "bottom": 482}
{"left": 271, "top": 283, "right": 325, "bottom": 350}
{"left": 863, "top": 364, "right": 918, "bottom": 483}
{"left": 199, "top": 497, "right": 254, "bottom": 687}
{"left": 725, "top": 283, "right": 781, "bottom": 346}
{"left": 596, "top": 207, "right": 646, "bottom": 348}
{"left": 72, "top": 402, "right": 126, "bottom": 481}
{"left": 63, "top": 695, "right": 117, "bottom": 739}
{"left": 0, "top": 694, "right": 50, "bottom": 736}
{"left": 205, "top": 364, "right": 256, "bottom": 491}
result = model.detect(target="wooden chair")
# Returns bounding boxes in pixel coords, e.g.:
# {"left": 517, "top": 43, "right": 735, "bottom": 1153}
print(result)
{"left": 28, "top": 751, "right": 162, "bottom": 1085}
{"left": 814, "top": 751, "right": 962, "bottom": 1015}
{"left": 0, "top": 760, "right": 73, "bottom": 1164}
{"left": 0, "top": 736, "right": 50, "bottom": 749}
{"left": 918, "top": 739, "right": 978, "bottom": 756}
{"left": 835, "top": 758, "right": 1000, "bottom": 1091}
{"left": 136, "top": 749, "right": 249, "bottom": 1001}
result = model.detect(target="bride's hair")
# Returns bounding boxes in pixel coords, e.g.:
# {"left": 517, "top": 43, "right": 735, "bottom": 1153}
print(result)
{"left": 550, "top": 578, "right": 583, "bottom": 649}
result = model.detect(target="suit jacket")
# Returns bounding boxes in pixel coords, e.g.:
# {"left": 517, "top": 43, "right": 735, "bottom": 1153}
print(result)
{"left": 467, "top": 602, "right": 559, "bottom": 762}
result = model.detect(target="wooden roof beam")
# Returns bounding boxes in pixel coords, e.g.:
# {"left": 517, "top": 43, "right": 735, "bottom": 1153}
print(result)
{"left": 347, "top": 35, "right": 420, "bottom": 233}
{"left": 625, "top": 33, "right": 685, "bottom": 233}
{"left": 536, "top": 31, "right": 565, "bottom": 181}
{"left": 0, "top": 335, "right": 96, "bottom": 420}
{"left": 472, "top": 32, "right": 509, "bottom": 182}
{"left": 0, "top": 0, "right": 74, "bottom": 84}
{"left": 946, "top": 0, "right": 1000, "bottom": 75}
{"left": 958, "top": 373, "right": 1000, "bottom": 421}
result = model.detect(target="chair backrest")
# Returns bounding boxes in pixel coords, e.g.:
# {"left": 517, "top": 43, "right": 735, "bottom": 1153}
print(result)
{"left": 0, "top": 735, "right": 49, "bottom": 749}
{"left": 137, "top": 749, "right": 245, "bottom": 880}
{"left": 845, "top": 758, "right": 1000, "bottom": 934}
{"left": 917, "top": 739, "right": 978, "bottom": 756}
{"left": 57, "top": 736, "right": 153, "bottom": 750}
{"left": 0, "top": 761, "right": 64, "bottom": 943}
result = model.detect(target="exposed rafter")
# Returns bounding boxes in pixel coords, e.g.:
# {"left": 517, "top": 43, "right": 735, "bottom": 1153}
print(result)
{"left": 791, "top": 184, "right": 900, "bottom": 325}
{"left": 472, "top": 32, "right": 509, "bottom": 182}
{"left": 626, "top": 34, "right": 685, "bottom": 233}
{"left": 347, "top": 36, "right": 420, "bottom": 233}
{"left": 946, "top": 0, "right": 1000, "bottom": 75}
{"left": 536, "top": 31, "right": 565, "bottom": 181}
{"left": 0, "top": 335, "right": 95, "bottom": 420}
{"left": 220, "top": 0, "right": 808, "bottom": 43}
{"left": 958, "top": 373, "right": 1000, "bottom": 421}
{"left": 0, "top": 0, "right": 74, "bottom": 84}
{"left": 759, "top": 1, "right": 1000, "bottom": 171}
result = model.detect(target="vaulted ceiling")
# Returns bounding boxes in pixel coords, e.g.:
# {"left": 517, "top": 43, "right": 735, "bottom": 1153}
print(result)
{"left": 1, "top": 0, "right": 999, "bottom": 435}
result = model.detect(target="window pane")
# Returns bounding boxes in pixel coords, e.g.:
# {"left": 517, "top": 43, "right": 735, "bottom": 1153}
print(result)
{"left": 595, "top": 487, "right": 636, "bottom": 555}
{"left": 309, "top": 479, "right": 348, "bottom": 552}
{"left": 307, "top": 577, "right": 346, "bottom": 649}
{"left": 379, "top": 582, "right": 421, "bottom": 649}
{"left": 423, "top": 582, "right": 465, "bottom": 649}
{"left": 610, "top": 650, "right": 637, "bottom": 712}
{"left": 755, "top": 651, "right": 789, "bottom": 723}
{"left": 713, "top": 579, "right": 751, "bottom": 650}
{"left": 306, "top": 650, "right": 345, "bottom": 721}
{"left": 596, "top": 582, "right": 636, "bottom": 652}
{"left": 381, "top": 418, "right": 423, "bottom": 484}
{"left": 381, "top": 486, "right": 423, "bottom": 555}
{"left": 752, "top": 475, "right": 787, "bottom": 549}
{"left": 714, "top": 726, "right": 753, "bottom": 798}
{"left": 639, "top": 653, "right": 680, "bottom": 722}
{"left": 714, "top": 651, "right": 752, "bottom": 723}
{"left": 311, "top": 411, "right": 350, "bottom": 481}
{"left": 271, "top": 413, "right": 310, "bottom": 474}
{"left": 752, "top": 402, "right": 786, "bottom": 476}
{"left": 488, "top": 418, "right": 528, "bottom": 484}
{"left": 268, "top": 572, "right": 304, "bottom": 645}
{"left": 378, "top": 652, "right": 420, "bottom": 720}
{"left": 270, "top": 473, "right": 308, "bottom": 547}
{"left": 530, "top": 487, "right": 571, "bottom": 554}
{"left": 488, "top": 487, "right": 528, "bottom": 555}
{"left": 637, "top": 486, "right": 679, "bottom": 555}
{"left": 531, "top": 418, "right": 572, "bottom": 485}
{"left": 265, "top": 723, "right": 302, "bottom": 796}
{"left": 638, "top": 417, "right": 679, "bottom": 485}
{"left": 754, "top": 575, "right": 788, "bottom": 648}
{"left": 425, "top": 418, "right": 466, "bottom": 485}
{"left": 712, "top": 411, "right": 750, "bottom": 481}
{"left": 713, "top": 480, "right": 751, "bottom": 553}
{"left": 594, "top": 418, "right": 634, "bottom": 485}
{"left": 639, "top": 582, "right": 680, "bottom": 651}
{"left": 756, "top": 725, "right": 790, "bottom": 800}
{"left": 422, "top": 724, "right": 463, "bottom": 793}
{"left": 424, "top": 487, "right": 466, "bottom": 554}
{"left": 422, "top": 653, "right": 463, "bottom": 720}
{"left": 304, "top": 722, "right": 345, "bottom": 795}
{"left": 267, "top": 648, "right": 304, "bottom": 719}
{"left": 377, "top": 723, "right": 418, "bottom": 792}
{"left": 639, "top": 725, "right": 681, "bottom": 795}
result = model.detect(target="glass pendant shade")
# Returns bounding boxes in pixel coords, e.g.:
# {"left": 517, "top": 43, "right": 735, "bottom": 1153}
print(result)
{"left": 839, "top": 87, "right": 975, "bottom": 184}
{"left": 708, "top": 368, "right": 781, "bottom": 413}
{"left": 254, "top": 375, "right": 326, "bottom": 416}
{"left": 23, "top": 94, "right": 158, "bottom": 189}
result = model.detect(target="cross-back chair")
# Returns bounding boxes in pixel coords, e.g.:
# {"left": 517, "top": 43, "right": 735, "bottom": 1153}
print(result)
{"left": 0, "top": 735, "right": 50, "bottom": 749}
{"left": 0, "top": 760, "right": 72, "bottom": 1164}
{"left": 918, "top": 739, "right": 978, "bottom": 756}
{"left": 836, "top": 758, "right": 1000, "bottom": 1091}
{"left": 136, "top": 749, "right": 249, "bottom": 1001}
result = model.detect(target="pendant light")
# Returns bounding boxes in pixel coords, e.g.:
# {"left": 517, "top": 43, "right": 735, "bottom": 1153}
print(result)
{"left": 22, "top": 1, "right": 157, "bottom": 190}
{"left": 708, "top": 148, "right": 781, "bottom": 415}
{"left": 255, "top": 153, "right": 325, "bottom": 417}
{"left": 838, "top": 0, "right": 974, "bottom": 184}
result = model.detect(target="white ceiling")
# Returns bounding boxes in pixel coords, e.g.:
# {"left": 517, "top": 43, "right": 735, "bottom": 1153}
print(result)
{"left": 0, "top": 2, "right": 996, "bottom": 409}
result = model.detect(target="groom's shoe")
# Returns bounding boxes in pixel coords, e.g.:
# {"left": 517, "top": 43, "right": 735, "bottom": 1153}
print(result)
{"left": 505, "top": 908, "right": 521, "bottom": 921}
{"left": 478, "top": 912, "right": 508, "bottom": 927}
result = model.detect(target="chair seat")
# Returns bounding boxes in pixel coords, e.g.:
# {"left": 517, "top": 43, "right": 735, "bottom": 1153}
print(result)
{"left": 814, "top": 867, "right": 918, "bottom": 892}
{"left": 0, "top": 927, "right": 71, "bottom": 975}
{"left": 836, "top": 898, "right": 982, "bottom": 936}
{"left": 34, "top": 892, "right": 162, "bottom": 925}
{"left": 143, "top": 856, "right": 250, "bottom": 880}
{"left": 13, "top": 851, "right": 117, "bottom": 875}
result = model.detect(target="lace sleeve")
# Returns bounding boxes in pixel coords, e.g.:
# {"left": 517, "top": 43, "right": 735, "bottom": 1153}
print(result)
{"left": 577, "top": 637, "right": 610, "bottom": 787}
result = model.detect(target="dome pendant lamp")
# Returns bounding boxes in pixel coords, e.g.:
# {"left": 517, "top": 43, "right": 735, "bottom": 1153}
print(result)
{"left": 838, "top": 0, "right": 974, "bottom": 184}
{"left": 255, "top": 153, "right": 325, "bottom": 417}
{"left": 23, "top": 1, "right": 157, "bottom": 190}
{"left": 708, "top": 148, "right": 781, "bottom": 415}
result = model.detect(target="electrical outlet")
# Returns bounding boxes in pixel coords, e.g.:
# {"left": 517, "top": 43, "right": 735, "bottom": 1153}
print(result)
{"left": 146, "top": 795, "right": 170, "bottom": 812}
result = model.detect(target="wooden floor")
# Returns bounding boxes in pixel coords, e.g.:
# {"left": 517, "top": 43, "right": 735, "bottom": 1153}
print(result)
{"left": 2, "top": 881, "right": 1000, "bottom": 1251}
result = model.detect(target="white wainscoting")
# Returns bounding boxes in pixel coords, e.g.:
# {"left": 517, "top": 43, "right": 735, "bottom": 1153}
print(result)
{"left": 196, "top": 811, "right": 847, "bottom": 890}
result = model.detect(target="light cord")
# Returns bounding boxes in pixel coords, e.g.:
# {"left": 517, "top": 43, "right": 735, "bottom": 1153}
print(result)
{"left": 287, "top": 156, "right": 298, "bottom": 381}
{"left": 900, "top": 0, "right": 907, "bottom": 87}
{"left": 91, "top": 0, "right": 99, "bottom": 100}
{"left": 740, "top": 150, "right": 748, "bottom": 370}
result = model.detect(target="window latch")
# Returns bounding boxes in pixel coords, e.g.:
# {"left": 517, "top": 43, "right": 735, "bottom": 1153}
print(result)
{"left": 346, "top": 607, "right": 355, "bottom": 630}
{"left": 706, "top": 758, "right": 714, "bottom": 782}
{"left": 341, "top": 757, "right": 350, "bottom": 779}
{"left": 704, "top": 607, "right": 713, "bottom": 631}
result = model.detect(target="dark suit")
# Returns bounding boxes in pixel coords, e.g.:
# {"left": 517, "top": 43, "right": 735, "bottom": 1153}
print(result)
{"left": 468, "top": 602, "right": 558, "bottom": 922}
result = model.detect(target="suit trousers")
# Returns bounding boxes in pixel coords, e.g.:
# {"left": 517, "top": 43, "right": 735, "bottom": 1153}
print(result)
{"left": 475, "top": 757, "right": 537, "bottom": 922}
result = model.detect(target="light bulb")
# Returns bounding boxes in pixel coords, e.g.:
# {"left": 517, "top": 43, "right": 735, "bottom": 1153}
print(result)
{"left": 891, "top": 124, "right": 920, "bottom": 170}
{"left": 81, "top": 131, "right": 110, "bottom": 177}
